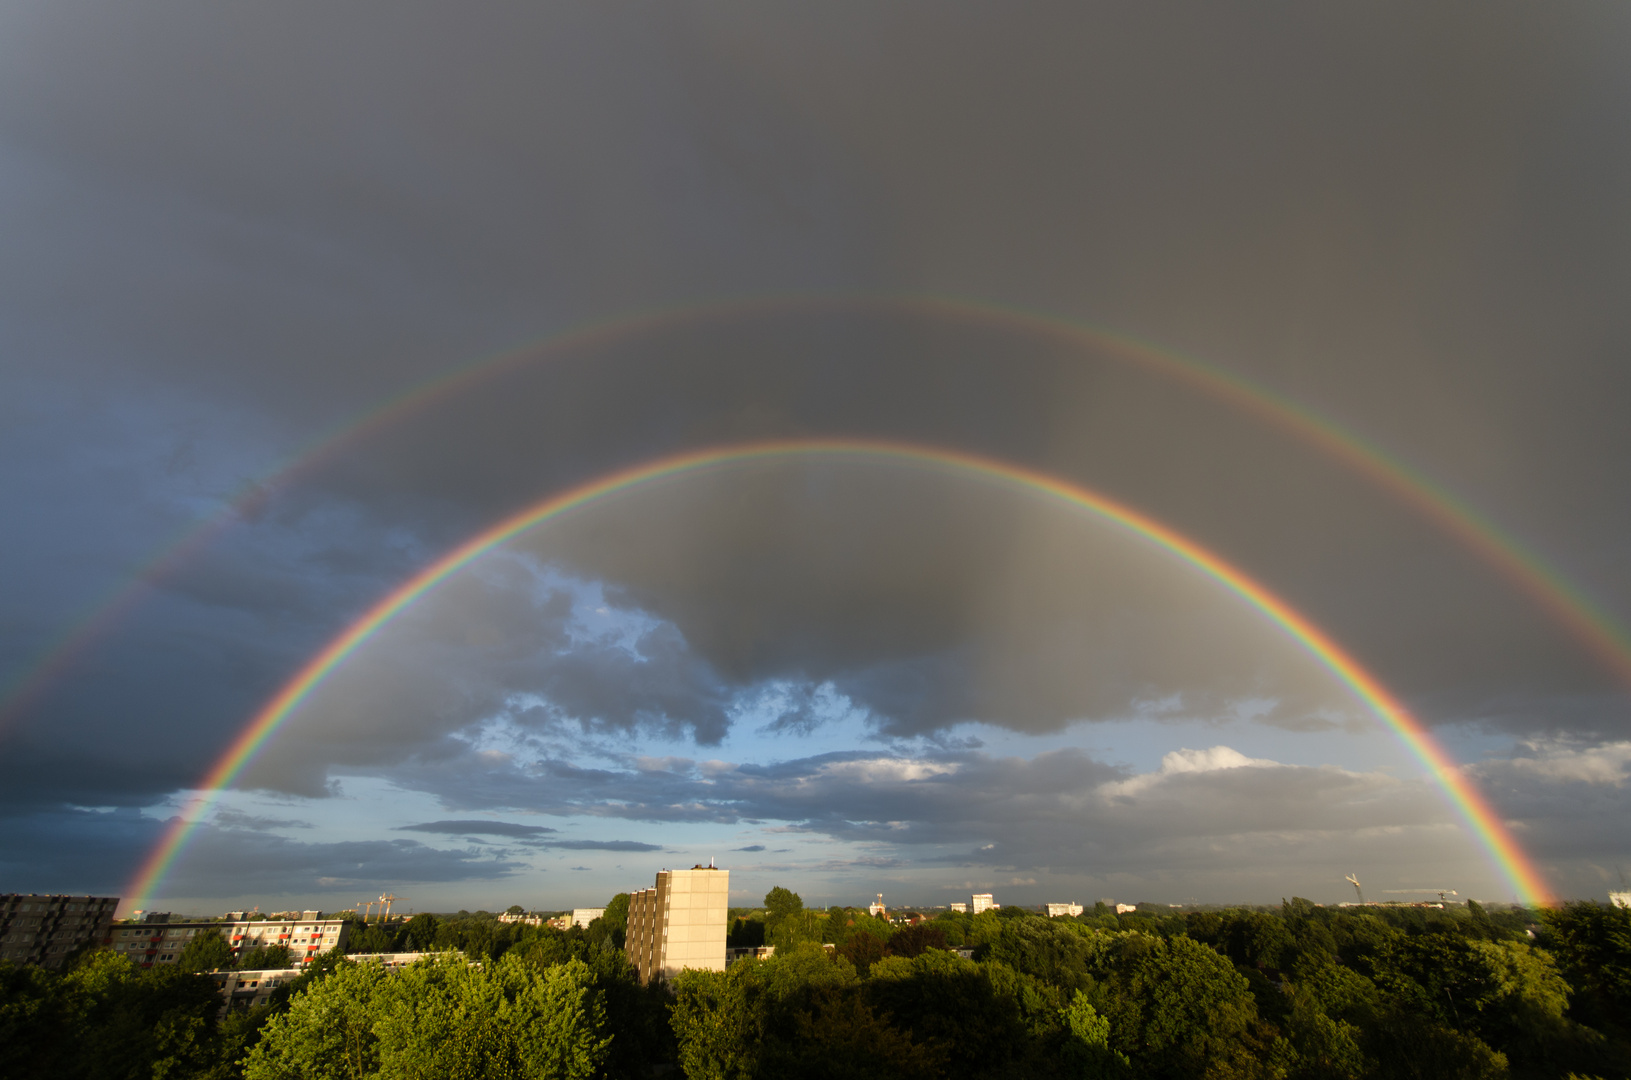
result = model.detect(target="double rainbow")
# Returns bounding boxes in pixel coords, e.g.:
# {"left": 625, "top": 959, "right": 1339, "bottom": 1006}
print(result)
{"left": 8, "top": 295, "right": 1631, "bottom": 739}
{"left": 126, "top": 439, "right": 1554, "bottom": 910}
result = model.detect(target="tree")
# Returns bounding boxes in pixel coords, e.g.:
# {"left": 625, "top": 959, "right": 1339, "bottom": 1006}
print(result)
{"left": 404, "top": 913, "right": 440, "bottom": 951}
{"left": 884, "top": 924, "right": 947, "bottom": 959}
{"left": 1095, "top": 933, "right": 1272, "bottom": 1079}
{"left": 245, "top": 954, "right": 611, "bottom": 1080}
{"left": 670, "top": 962, "right": 770, "bottom": 1080}
{"left": 601, "top": 893, "right": 630, "bottom": 931}
{"left": 506, "top": 904, "right": 526, "bottom": 916}
{"left": 177, "top": 929, "right": 234, "bottom": 973}
{"left": 1062, "top": 990, "right": 1131, "bottom": 1079}
{"left": 840, "top": 930, "right": 885, "bottom": 975}
{"left": 764, "top": 887, "right": 817, "bottom": 951}
{"left": 237, "top": 943, "right": 292, "bottom": 970}
{"left": 1543, "top": 900, "right": 1631, "bottom": 1035}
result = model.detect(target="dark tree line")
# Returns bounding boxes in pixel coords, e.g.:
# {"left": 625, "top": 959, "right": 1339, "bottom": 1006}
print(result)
{"left": 3, "top": 895, "right": 1628, "bottom": 1078}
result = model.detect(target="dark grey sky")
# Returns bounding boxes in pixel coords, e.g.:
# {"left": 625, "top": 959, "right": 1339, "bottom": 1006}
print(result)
{"left": 1, "top": 1, "right": 1627, "bottom": 909}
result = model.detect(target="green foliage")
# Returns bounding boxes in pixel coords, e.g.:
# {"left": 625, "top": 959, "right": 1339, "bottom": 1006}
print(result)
{"left": 177, "top": 931, "right": 235, "bottom": 973}
{"left": 763, "top": 886, "right": 820, "bottom": 951}
{"left": 235, "top": 944, "right": 291, "bottom": 971}
{"left": 244, "top": 954, "right": 611, "bottom": 1080}
{"left": 601, "top": 892, "right": 630, "bottom": 931}
{"left": 884, "top": 923, "right": 948, "bottom": 959}
{"left": 1063, "top": 990, "right": 1132, "bottom": 1079}
{"left": 9, "top": 899, "right": 1631, "bottom": 1080}
{"left": 401, "top": 913, "right": 438, "bottom": 951}
{"left": 1544, "top": 901, "right": 1631, "bottom": 1035}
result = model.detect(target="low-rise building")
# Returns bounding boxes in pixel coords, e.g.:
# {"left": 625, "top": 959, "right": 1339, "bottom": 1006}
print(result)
{"left": 1046, "top": 902, "right": 1084, "bottom": 918}
{"left": 499, "top": 912, "right": 544, "bottom": 926}
{"left": 0, "top": 894, "right": 118, "bottom": 968}
{"left": 971, "top": 893, "right": 997, "bottom": 914}
{"left": 725, "top": 945, "right": 776, "bottom": 965}
{"left": 212, "top": 967, "right": 304, "bottom": 1011}
{"left": 626, "top": 864, "right": 729, "bottom": 984}
{"left": 948, "top": 902, "right": 967, "bottom": 913}
{"left": 1114, "top": 903, "right": 1137, "bottom": 914}
{"left": 211, "top": 952, "right": 454, "bottom": 1013}
{"left": 108, "top": 913, "right": 351, "bottom": 969}
{"left": 543, "top": 909, "right": 603, "bottom": 930}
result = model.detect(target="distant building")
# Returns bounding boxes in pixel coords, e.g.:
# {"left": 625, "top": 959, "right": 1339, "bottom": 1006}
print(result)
{"left": 625, "top": 864, "right": 729, "bottom": 984}
{"left": 1610, "top": 892, "right": 1630, "bottom": 909}
{"left": 212, "top": 952, "right": 453, "bottom": 1012}
{"left": 0, "top": 894, "right": 118, "bottom": 968}
{"left": 1046, "top": 902, "right": 1084, "bottom": 918}
{"left": 212, "top": 967, "right": 304, "bottom": 1011}
{"left": 868, "top": 894, "right": 886, "bottom": 918}
{"left": 498, "top": 912, "right": 544, "bottom": 926}
{"left": 971, "top": 893, "right": 996, "bottom": 914}
{"left": 545, "top": 908, "right": 604, "bottom": 930}
{"left": 1115, "top": 903, "right": 1137, "bottom": 914}
{"left": 726, "top": 945, "right": 775, "bottom": 965}
{"left": 108, "top": 914, "right": 350, "bottom": 969}
{"left": 948, "top": 902, "right": 967, "bottom": 913}
{"left": 569, "top": 907, "right": 604, "bottom": 928}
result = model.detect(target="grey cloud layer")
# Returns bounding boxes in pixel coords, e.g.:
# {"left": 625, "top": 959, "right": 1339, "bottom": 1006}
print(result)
{"left": 1, "top": 2, "right": 1627, "bottom": 897}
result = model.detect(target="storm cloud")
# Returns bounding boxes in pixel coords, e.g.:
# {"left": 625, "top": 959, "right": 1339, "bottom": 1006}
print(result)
{"left": 1, "top": 1, "right": 1627, "bottom": 907}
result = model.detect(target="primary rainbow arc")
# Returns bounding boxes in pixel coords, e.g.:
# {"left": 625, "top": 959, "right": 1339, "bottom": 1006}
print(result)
{"left": 9, "top": 295, "right": 1631, "bottom": 743}
{"left": 127, "top": 438, "right": 1553, "bottom": 910}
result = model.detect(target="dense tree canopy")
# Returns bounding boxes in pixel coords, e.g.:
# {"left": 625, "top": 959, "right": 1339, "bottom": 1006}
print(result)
{"left": 4, "top": 897, "right": 1631, "bottom": 1078}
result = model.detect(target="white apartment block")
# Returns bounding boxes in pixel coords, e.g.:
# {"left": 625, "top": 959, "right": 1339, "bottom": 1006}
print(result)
{"left": 109, "top": 911, "right": 350, "bottom": 969}
{"left": 0, "top": 894, "right": 118, "bottom": 968}
{"left": 625, "top": 865, "right": 729, "bottom": 984}
{"left": 1046, "top": 902, "right": 1084, "bottom": 918}
{"left": 971, "top": 893, "right": 997, "bottom": 914}
{"left": 948, "top": 902, "right": 967, "bottom": 913}
{"left": 546, "top": 907, "right": 606, "bottom": 930}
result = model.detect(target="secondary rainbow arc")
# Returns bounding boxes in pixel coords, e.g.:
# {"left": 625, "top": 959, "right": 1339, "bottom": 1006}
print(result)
{"left": 126, "top": 438, "right": 1554, "bottom": 911}
{"left": 8, "top": 295, "right": 1628, "bottom": 739}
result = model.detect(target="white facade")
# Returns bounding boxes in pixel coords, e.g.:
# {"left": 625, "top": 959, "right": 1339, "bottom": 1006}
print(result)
{"left": 868, "top": 894, "right": 886, "bottom": 917}
{"left": 1046, "top": 902, "right": 1084, "bottom": 918}
{"left": 948, "top": 903, "right": 967, "bottom": 913}
{"left": 971, "top": 893, "right": 996, "bottom": 914}
{"left": 1610, "top": 891, "right": 1630, "bottom": 909}
{"left": 625, "top": 865, "right": 729, "bottom": 984}
{"left": 1115, "top": 903, "right": 1137, "bottom": 914}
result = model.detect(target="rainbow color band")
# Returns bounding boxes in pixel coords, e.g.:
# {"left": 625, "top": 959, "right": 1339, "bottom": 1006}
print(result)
{"left": 10, "top": 295, "right": 1629, "bottom": 740}
{"left": 126, "top": 438, "right": 1553, "bottom": 910}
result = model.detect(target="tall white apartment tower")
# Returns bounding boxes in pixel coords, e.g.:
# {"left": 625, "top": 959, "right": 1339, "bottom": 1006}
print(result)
{"left": 971, "top": 893, "right": 997, "bottom": 914}
{"left": 625, "top": 864, "right": 729, "bottom": 984}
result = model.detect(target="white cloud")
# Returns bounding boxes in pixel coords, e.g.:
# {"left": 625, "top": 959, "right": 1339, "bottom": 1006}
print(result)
{"left": 1497, "top": 740, "right": 1631, "bottom": 786}
{"left": 1101, "top": 744, "right": 1277, "bottom": 797}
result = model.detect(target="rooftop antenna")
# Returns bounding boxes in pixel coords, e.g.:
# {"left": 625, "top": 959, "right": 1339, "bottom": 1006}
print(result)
{"left": 1345, "top": 874, "right": 1365, "bottom": 905}
{"left": 709, "top": 856, "right": 716, "bottom": 869}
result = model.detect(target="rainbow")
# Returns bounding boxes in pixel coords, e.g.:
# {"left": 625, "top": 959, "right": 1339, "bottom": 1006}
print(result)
{"left": 126, "top": 438, "right": 1554, "bottom": 910}
{"left": 10, "top": 295, "right": 1628, "bottom": 733}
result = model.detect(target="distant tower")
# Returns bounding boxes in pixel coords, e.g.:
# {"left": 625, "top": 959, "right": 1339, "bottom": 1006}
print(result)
{"left": 868, "top": 894, "right": 886, "bottom": 917}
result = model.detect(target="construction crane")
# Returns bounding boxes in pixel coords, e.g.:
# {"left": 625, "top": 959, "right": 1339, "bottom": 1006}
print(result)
{"left": 377, "top": 894, "right": 405, "bottom": 921}
{"left": 357, "top": 899, "right": 376, "bottom": 922}
{"left": 1345, "top": 874, "right": 1365, "bottom": 905}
